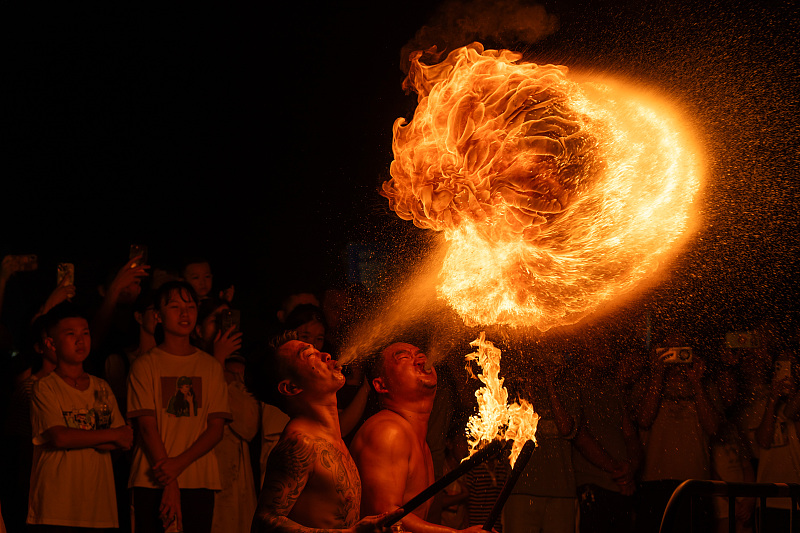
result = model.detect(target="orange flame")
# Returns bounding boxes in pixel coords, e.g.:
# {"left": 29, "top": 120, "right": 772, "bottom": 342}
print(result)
{"left": 382, "top": 43, "right": 703, "bottom": 330}
{"left": 465, "top": 332, "right": 539, "bottom": 467}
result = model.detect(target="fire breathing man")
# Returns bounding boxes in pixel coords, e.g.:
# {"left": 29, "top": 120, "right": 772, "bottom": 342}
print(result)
{"left": 251, "top": 331, "right": 399, "bottom": 533}
{"left": 350, "top": 342, "right": 487, "bottom": 533}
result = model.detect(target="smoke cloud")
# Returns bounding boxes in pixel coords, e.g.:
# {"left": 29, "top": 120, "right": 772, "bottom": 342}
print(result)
{"left": 400, "top": 0, "right": 559, "bottom": 72}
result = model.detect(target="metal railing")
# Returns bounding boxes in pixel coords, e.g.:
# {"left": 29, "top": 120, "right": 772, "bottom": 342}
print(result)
{"left": 659, "top": 480, "right": 800, "bottom": 533}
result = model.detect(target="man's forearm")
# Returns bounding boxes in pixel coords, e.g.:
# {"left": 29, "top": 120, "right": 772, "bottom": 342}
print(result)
{"left": 136, "top": 416, "right": 169, "bottom": 464}
{"left": 574, "top": 426, "right": 617, "bottom": 473}
{"left": 44, "top": 426, "right": 121, "bottom": 449}
{"left": 756, "top": 398, "right": 779, "bottom": 449}
{"left": 173, "top": 419, "right": 225, "bottom": 473}
{"left": 692, "top": 382, "right": 720, "bottom": 435}
{"left": 622, "top": 413, "right": 642, "bottom": 471}
{"left": 637, "top": 377, "right": 662, "bottom": 428}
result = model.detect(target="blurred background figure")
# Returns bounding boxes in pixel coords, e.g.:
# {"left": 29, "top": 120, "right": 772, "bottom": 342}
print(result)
{"left": 183, "top": 257, "right": 234, "bottom": 304}
{"left": 503, "top": 352, "right": 580, "bottom": 533}
{"left": 634, "top": 332, "right": 722, "bottom": 533}
{"left": 193, "top": 299, "right": 259, "bottom": 533}
{"left": 571, "top": 327, "right": 640, "bottom": 533}
{"left": 755, "top": 347, "right": 800, "bottom": 532}
{"left": 441, "top": 418, "right": 470, "bottom": 530}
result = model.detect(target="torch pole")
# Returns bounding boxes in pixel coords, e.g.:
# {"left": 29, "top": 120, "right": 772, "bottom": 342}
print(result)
{"left": 482, "top": 439, "right": 536, "bottom": 531}
{"left": 388, "top": 439, "right": 507, "bottom": 524}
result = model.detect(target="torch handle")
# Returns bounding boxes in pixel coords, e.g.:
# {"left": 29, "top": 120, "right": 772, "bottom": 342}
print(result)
{"left": 389, "top": 439, "right": 507, "bottom": 524}
{"left": 482, "top": 440, "right": 536, "bottom": 531}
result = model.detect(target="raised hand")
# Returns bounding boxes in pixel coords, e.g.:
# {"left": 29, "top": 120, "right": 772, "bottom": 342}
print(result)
{"left": 45, "top": 274, "right": 76, "bottom": 306}
{"left": 1, "top": 254, "right": 35, "bottom": 282}
{"left": 107, "top": 255, "right": 149, "bottom": 301}
{"left": 213, "top": 325, "right": 243, "bottom": 364}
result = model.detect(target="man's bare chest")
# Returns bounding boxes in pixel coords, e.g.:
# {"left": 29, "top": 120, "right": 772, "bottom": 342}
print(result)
{"left": 305, "top": 438, "right": 362, "bottom": 523}
{"left": 406, "top": 441, "right": 435, "bottom": 499}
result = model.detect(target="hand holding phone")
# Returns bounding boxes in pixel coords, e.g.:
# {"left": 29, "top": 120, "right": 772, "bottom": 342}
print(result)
{"left": 129, "top": 244, "right": 148, "bottom": 268}
{"left": 213, "top": 309, "right": 242, "bottom": 361}
{"left": 57, "top": 263, "right": 75, "bottom": 286}
{"left": 219, "top": 309, "right": 241, "bottom": 332}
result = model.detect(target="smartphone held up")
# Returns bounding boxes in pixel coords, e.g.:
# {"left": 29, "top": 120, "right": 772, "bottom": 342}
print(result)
{"left": 663, "top": 346, "right": 693, "bottom": 364}
{"left": 219, "top": 309, "right": 241, "bottom": 333}
{"left": 57, "top": 263, "right": 74, "bottom": 286}
{"left": 129, "top": 244, "right": 148, "bottom": 268}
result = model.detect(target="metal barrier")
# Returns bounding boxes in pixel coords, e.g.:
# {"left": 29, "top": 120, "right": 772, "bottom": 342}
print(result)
{"left": 659, "top": 480, "right": 800, "bottom": 533}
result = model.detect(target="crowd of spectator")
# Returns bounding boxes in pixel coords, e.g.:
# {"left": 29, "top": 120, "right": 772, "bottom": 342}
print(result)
{"left": 1, "top": 250, "right": 799, "bottom": 533}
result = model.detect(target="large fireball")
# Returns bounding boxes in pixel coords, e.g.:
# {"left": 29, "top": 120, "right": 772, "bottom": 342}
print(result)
{"left": 382, "top": 43, "right": 703, "bottom": 330}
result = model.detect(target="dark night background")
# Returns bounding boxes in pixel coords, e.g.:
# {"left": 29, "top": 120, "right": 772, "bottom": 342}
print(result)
{"left": 2, "top": 0, "right": 799, "bottom": 343}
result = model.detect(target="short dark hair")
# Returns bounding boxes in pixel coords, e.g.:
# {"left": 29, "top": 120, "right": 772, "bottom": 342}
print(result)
{"left": 32, "top": 311, "right": 55, "bottom": 343}
{"left": 133, "top": 289, "right": 157, "bottom": 314}
{"left": 154, "top": 280, "right": 199, "bottom": 309}
{"left": 365, "top": 347, "right": 388, "bottom": 393}
{"left": 278, "top": 288, "right": 320, "bottom": 312}
{"left": 43, "top": 302, "right": 87, "bottom": 337}
{"left": 252, "top": 330, "right": 298, "bottom": 412}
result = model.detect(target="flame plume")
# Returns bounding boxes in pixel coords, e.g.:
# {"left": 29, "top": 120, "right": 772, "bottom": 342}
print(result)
{"left": 465, "top": 332, "right": 539, "bottom": 467}
{"left": 382, "top": 43, "right": 703, "bottom": 330}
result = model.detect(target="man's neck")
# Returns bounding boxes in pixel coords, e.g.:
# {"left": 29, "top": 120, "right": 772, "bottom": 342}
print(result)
{"left": 56, "top": 361, "right": 85, "bottom": 379}
{"left": 294, "top": 393, "right": 343, "bottom": 440}
{"left": 383, "top": 395, "right": 433, "bottom": 441}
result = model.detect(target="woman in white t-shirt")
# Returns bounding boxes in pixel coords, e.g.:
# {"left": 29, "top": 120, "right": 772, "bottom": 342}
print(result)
{"left": 127, "top": 281, "right": 232, "bottom": 533}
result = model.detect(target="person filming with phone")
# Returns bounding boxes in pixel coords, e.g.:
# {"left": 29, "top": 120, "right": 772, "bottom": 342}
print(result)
{"left": 755, "top": 348, "right": 800, "bottom": 530}
{"left": 633, "top": 332, "right": 723, "bottom": 532}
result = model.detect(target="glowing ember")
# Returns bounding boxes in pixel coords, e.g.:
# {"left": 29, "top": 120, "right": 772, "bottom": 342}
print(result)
{"left": 382, "top": 43, "right": 703, "bottom": 330}
{"left": 465, "top": 332, "right": 539, "bottom": 467}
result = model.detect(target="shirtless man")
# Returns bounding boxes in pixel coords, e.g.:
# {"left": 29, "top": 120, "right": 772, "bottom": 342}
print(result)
{"left": 351, "top": 342, "right": 486, "bottom": 533}
{"left": 252, "top": 332, "right": 398, "bottom": 533}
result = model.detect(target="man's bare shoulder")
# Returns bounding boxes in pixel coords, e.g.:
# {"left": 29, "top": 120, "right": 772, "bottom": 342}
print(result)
{"left": 282, "top": 417, "right": 324, "bottom": 438}
{"left": 351, "top": 409, "right": 414, "bottom": 454}
{"left": 357, "top": 409, "right": 414, "bottom": 436}
{"left": 273, "top": 419, "right": 348, "bottom": 466}
{"left": 266, "top": 424, "right": 317, "bottom": 475}
{"left": 266, "top": 419, "right": 335, "bottom": 478}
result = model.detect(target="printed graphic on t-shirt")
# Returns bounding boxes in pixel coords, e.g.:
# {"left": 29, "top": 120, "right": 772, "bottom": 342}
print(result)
{"left": 162, "top": 376, "right": 202, "bottom": 417}
{"left": 63, "top": 408, "right": 97, "bottom": 430}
